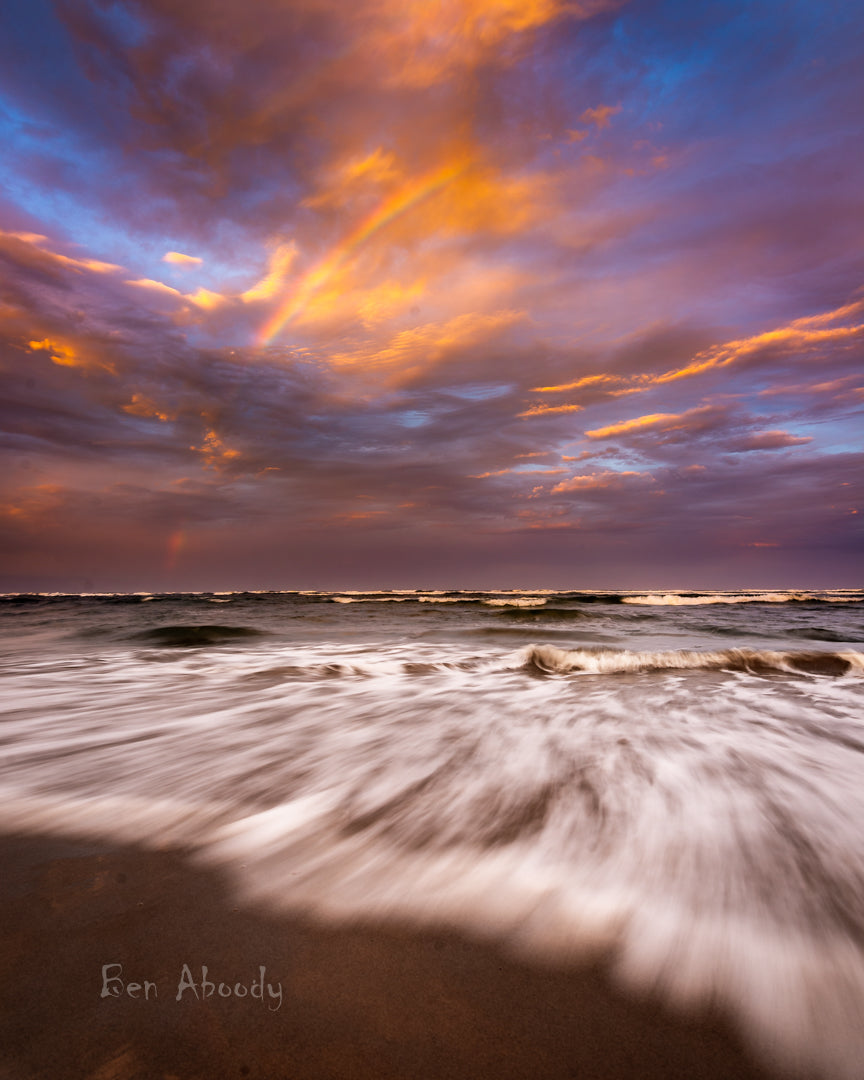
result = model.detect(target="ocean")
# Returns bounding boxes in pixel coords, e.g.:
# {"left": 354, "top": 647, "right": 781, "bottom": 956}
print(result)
{"left": 2, "top": 588, "right": 864, "bottom": 1078}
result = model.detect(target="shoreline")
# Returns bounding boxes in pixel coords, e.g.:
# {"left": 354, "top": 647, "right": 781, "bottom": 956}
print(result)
{"left": 0, "top": 832, "right": 784, "bottom": 1080}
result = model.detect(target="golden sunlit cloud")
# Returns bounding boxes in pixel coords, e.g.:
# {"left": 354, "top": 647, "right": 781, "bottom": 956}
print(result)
{"left": 186, "top": 287, "right": 225, "bottom": 310}
{"left": 27, "top": 337, "right": 114, "bottom": 373}
{"left": 585, "top": 411, "right": 682, "bottom": 438}
{"left": 550, "top": 469, "right": 648, "bottom": 492}
{"left": 241, "top": 243, "right": 298, "bottom": 303}
{"left": 163, "top": 251, "right": 203, "bottom": 266}
{"left": 531, "top": 374, "right": 621, "bottom": 393}
{"left": 28, "top": 338, "right": 79, "bottom": 367}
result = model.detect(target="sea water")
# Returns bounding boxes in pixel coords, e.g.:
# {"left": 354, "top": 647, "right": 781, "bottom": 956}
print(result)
{"left": 1, "top": 589, "right": 863, "bottom": 1077}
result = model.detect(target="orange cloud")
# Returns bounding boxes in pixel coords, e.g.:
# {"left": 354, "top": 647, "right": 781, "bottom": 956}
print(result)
{"left": 471, "top": 466, "right": 567, "bottom": 477}
{"left": 526, "top": 293, "right": 864, "bottom": 409}
{"left": 258, "top": 156, "right": 471, "bottom": 341}
{"left": 330, "top": 309, "right": 525, "bottom": 377}
{"left": 302, "top": 148, "right": 400, "bottom": 211}
{"left": 531, "top": 373, "right": 622, "bottom": 393}
{"left": 517, "top": 402, "right": 583, "bottom": 417}
{"left": 27, "top": 337, "right": 114, "bottom": 373}
{"left": 649, "top": 321, "right": 864, "bottom": 386}
{"left": 122, "top": 395, "right": 175, "bottom": 422}
{"left": 191, "top": 429, "right": 241, "bottom": 470}
{"left": 585, "top": 411, "right": 683, "bottom": 438}
{"left": 256, "top": 151, "right": 550, "bottom": 341}
{"left": 579, "top": 103, "right": 622, "bottom": 129}
{"left": 28, "top": 338, "right": 80, "bottom": 368}
{"left": 362, "top": 0, "right": 612, "bottom": 87}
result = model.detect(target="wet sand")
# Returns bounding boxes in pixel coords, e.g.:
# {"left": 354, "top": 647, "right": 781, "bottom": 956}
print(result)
{"left": 0, "top": 832, "right": 784, "bottom": 1080}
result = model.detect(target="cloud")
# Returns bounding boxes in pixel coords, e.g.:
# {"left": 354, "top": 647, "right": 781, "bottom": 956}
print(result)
{"left": 585, "top": 408, "right": 721, "bottom": 440}
{"left": 726, "top": 430, "right": 813, "bottom": 452}
{"left": 330, "top": 309, "right": 527, "bottom": 381}
{"left": 579, "top": 103, "right": 622, "bottom": 129}
{"left": 550, "top": 469, "right": 649, "bottom": 493}
{"left": 518, "top": 402, "right": 583, "bottom": 417}
{"left": 1, "top": 0, "right": 863, "bottom": 586}
{"left": 163, "top": 251, "right": 203, "bottom": 266}
{"left": 0, "top": 230, "right": 122, "bottom": 281}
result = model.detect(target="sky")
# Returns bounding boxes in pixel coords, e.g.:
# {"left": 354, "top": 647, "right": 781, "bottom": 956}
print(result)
{"left": 0, "top": 0, "right": 862, "bottom": 591}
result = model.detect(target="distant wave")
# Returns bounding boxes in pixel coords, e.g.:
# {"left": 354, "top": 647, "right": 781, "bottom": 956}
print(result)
{"left": 331, "top": 596, "right": 411, "bottom": 603}
{"left": 483, "top": 597, "right": 547, "bottom": 607}
{"left": 130, "top": 625, "right": 268, "bottom": 648}
{"left": 4, "top": 588, "right": 861, "bottom": 608}
{"left": 621, "top": 591, "right": 862, "bottom": 606}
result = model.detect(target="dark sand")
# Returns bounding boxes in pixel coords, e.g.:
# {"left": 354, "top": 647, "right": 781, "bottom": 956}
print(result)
{"left": 0, "top": 833, "right": 787, "bottom": 1080}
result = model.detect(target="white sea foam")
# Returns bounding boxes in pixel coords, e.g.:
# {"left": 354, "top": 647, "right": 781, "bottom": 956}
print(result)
{"left": 2, "top": 620, "right": 864, "bottom": 1078}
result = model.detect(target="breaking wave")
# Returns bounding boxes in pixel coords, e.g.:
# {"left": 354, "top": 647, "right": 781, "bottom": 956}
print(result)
{"left": 522, "top": 644, "right": 864, "bottom": 678}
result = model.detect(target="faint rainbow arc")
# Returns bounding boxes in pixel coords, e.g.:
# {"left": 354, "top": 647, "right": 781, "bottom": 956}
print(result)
{"left": 166, "top": 528, "right": 186, "bottom": 570}
{"left": 257, "top": 159, "right": 468, "bottom": 345}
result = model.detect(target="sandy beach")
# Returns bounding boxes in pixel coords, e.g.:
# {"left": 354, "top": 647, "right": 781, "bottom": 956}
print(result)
{"left": 0, "top": 831, "right": 783, "bottom": 1080}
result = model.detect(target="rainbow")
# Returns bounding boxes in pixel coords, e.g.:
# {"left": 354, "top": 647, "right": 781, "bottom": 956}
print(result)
{"left": 257, "top": 158, "right": 468, "bottom": 345}
{"left": 166, "top": 528, "right": 186, "bottom": 570}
